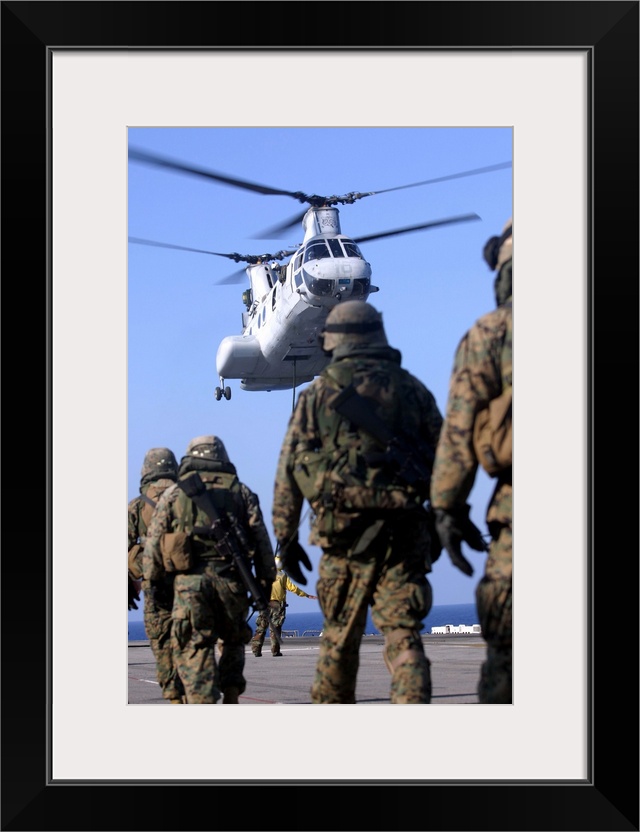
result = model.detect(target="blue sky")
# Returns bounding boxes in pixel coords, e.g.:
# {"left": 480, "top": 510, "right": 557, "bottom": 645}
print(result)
{"left": 128, "top": 126, "right": 512, "bottom": 620}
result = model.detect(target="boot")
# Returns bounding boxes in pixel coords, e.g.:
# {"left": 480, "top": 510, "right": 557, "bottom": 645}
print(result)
{"left": 223, "top": 686, "right": 240, "bottom": 704}
{"left": 169, "top": 697, "right": 184, "bottom": 704}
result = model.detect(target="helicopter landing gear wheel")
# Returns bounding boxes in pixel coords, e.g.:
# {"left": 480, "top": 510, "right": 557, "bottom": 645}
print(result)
{"left": 215, "top": 377, "right": 230, "bottom": 402}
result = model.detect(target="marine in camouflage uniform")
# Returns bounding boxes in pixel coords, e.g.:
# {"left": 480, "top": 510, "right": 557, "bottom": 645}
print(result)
{"left": 250, "top": 558, "right": 317, "bottom": 657}
{"left": 143, "top": 435, "right": 277, "bottom": 704}
{"left": 273, "top": 301, "right": 443, "bottom": 704}
{"left": 430, "top": 220, "right": 513, "bottom": 704}
{"left": 128, "top": 447, "right": 185, "bottom": 703}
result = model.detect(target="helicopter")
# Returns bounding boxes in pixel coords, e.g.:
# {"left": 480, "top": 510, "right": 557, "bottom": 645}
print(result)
{"left": 129, "top": 148, "right": 511, "bottom": 401}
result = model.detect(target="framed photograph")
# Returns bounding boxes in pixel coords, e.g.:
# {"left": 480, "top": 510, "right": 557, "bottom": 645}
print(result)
{"left": 3, "top": 2, "right": 637, "bottom": 830}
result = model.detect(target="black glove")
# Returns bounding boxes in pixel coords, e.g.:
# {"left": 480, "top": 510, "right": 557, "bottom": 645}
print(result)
{"left": 128, "top": 575, "right": 140, "bottom": 611}
{"left": 433, "top": 505, "right": 488, "bottom": 577}
{"left": 279, "top": 539, "right": 312, "bottom": 586}
{"left": 425, "top": 504, "right": 443, "bottom": 564}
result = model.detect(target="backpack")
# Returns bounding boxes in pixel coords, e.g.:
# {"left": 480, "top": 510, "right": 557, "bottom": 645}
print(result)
{"left": 139, "top": 481, "right": 169, "bottom": 532}
{"left": 292, "top": 363, "right": 428, "bottom": 538}
{"left": 473, "top": 301, "right": 512, "bottom": 478}
{"left": 473, "top": 382, "right": 512, "bottom": 477}
{"left": 128, "top": 481, "right": 173, "bottom": 579}
{"left": 171, "top": 471, "right": 245, "bottom": 557}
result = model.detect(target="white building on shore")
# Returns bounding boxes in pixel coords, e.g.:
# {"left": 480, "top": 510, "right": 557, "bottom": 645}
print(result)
{"left": 430, "top": 623, "right": 482, "bottom": 635}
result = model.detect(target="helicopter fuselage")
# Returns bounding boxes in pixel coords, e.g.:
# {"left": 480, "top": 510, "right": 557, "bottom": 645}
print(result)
{"left": 216, "top": 207, "right": 378, "bottom": 392}
{"left": 129, "top": 147, "right": 504, "bottom": 400}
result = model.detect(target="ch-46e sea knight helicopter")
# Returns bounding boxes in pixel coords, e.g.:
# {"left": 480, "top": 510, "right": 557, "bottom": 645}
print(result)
{"left": 129, "top": 148, "right": 511, "bottom": 401}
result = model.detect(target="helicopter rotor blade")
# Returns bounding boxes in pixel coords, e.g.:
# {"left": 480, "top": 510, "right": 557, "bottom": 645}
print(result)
{"left": 131, "top": 147, "right": 510, "bottom": 240}
{"left": 130, "top": 237, "right": 248, "bottom": 285}
{"left": 128, "top": 236, "right": 244, "bottom": 259}
{"left": 352, "top": 213, "right": 481, "bottom": 245}
{"left": 215, "top": 268, "right": 249, "bottom": 285}
{"left": 129, "top": 148, "right": 308, "bottom": 201}
{"left": 370, "top": 161, "right": 512, "bottom": 197}
{"left": 214, "top": 248, "right": 297, "bottom": 284}
{"left": 249, "top": 209, "right": 309, "bottom": 240}
{"left": 248, "top": 163, "right": 510, "bottom": 239}
{"left": 129, "top": 236, "right": 297, "bottom": 263}
{"left": 130, "top": 148, "right": 373, "bottom": 209}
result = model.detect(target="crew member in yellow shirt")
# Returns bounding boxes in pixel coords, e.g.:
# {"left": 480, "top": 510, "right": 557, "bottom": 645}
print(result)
{"left": 250, "top": 556, "right": 317, "bottom": 657}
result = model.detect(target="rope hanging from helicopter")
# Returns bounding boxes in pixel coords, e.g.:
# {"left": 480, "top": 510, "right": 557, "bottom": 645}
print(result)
{"left": 245, "top": 503, "right": 313, "bottom": 623}
{"left": 291, "top": 358, "right": 297, "bottom": 414}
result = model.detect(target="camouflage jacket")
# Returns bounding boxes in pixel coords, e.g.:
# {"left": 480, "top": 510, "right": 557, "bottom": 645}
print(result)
{"left": 273, "top": 345, "right": 444, "bottom": 548}
{"left": 142, "top": 475, "right": 277, "bottom": 586}
{"left": 430, "top": 297, "right": 512, "bottom": 528}
{"left": 127, "top": 478, "right": 176, "bottom": 579}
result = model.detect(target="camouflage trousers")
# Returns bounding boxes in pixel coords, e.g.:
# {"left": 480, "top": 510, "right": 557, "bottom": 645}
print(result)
{"left": 312, "top": 516, "right": 433, "bottom": 704}
{"left": 142, "top": 579, "right": 185, "bottom": 701}
{"left": 250, "top": 601, "right": 286, "bottom": 655}
{"left": 476, "top": 524, "right": 512, "bottom": 703}
{"left": 170, "top": 562, "right": 253, "bottom": 704}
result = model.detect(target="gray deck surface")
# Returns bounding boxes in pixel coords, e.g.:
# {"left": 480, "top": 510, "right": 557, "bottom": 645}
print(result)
{"left": 128, "top": 634, "right": 487, "bottom": 704}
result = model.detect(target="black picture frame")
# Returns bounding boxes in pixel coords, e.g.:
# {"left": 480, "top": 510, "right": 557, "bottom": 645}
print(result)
{"left": 2, "top": 2, "right": 638, "bottom": 830}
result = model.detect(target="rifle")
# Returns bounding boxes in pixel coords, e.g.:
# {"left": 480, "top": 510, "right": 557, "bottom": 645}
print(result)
{"left": 177, "top": 472, "right": 268, "bottom": 612}
{"left": 331, "top": 383, "right": 435, "bottom": 487}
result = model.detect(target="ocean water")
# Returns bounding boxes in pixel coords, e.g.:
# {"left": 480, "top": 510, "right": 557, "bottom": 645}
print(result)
{"left": 128, "top": 602, "right": 479, "bottom": 641}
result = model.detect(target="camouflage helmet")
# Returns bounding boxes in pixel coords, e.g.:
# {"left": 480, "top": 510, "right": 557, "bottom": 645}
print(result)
{"left": 483, "top": 218, "right": 512, "bottom": 271}
{"left": 184, "top": 434, "right": 230, "bottom": 464}
{"left": 141, "top": 447, "right": 178, "bottom": 481}
{"left": 321, "top": 300, "right": 388, "bottom": 353}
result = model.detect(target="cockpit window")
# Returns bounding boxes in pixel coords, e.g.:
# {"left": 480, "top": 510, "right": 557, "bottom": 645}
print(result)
{"left": 303, "top": 275, "right": 334, "bottom": 296}
{"left": 304, "top": 242, "right": 331, "bottom": 262}
{"left": 327, "top": 239, "right": 344, "bottom": 257}
{"left": 342, "top": 239, "right": 364, "bottom": 259}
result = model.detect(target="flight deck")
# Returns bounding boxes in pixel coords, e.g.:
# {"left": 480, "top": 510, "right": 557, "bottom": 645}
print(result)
{"left": 128, "top": 634, "right": 487, "bottom": 705}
